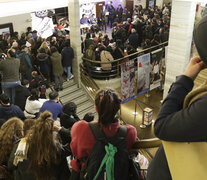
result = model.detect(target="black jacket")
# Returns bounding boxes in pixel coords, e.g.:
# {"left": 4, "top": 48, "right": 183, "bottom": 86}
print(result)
{"left": 147, "top": 75, "right": 205, "bottom": 180}
{"left": 61, "top": 47, "right": 74, "bottom": 67}
{"left": 128, "top": 32, "right": 139, "bottom": 49}
{"left": 14, "top": 85, "right": 31, "bottom": 111}
{"left": 36, "top": 52, "right": 51, "bottom": 78}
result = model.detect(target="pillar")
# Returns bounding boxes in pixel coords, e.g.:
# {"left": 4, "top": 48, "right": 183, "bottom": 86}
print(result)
{"left": 68, "top": 0, "right": 82, "bottom": 87}
{"left": 163, "top": 0, "right": 197, "bottom": 98}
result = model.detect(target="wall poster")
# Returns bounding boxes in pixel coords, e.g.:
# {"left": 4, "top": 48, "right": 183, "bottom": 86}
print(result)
{"left": 121, "top": 60, "right": 135, "bottom": 104}
{"left": 150, "top": 48, "right": 163, "bottom": 90}
{"left": 137, "top": 53, "right": 151, "bottom": 96}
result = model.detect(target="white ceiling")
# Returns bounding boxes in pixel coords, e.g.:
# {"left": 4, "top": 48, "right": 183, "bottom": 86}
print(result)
{"left": 0, "top": 0, "right": 103, "bottom": 17}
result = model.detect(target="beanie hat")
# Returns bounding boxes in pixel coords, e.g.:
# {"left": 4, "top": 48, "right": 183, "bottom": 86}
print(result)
{"left": 193, "top": 15, "right": 207, "bottom": 65}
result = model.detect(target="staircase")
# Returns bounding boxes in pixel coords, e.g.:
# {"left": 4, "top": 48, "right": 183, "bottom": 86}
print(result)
{"left": 58, "top": 80, "right": 98, "bottom": 120}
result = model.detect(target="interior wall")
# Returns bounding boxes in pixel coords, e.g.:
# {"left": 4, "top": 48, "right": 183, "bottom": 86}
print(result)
{"left": 0, "top": 13, "right": 32, "bottom": 34}
{"left": 105, "top": 0, "right": 125, "bottom": 9}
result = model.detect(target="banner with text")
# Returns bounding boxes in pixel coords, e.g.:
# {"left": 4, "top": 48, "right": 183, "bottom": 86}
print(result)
{"left": 137, "top": 53, "right": 150, "bottom": 96}
{"left": 121, "top": 60, "right": 135, "bottom": 104}
{"left": 150, "top": 48, "right": 163, "bottom": 90}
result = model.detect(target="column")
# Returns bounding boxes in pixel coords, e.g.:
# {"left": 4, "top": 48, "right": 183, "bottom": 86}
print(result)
{"left": 163, "top": 0, "right": 197, "bottom": 98}
{"left": 68, "top": 0, "right": 82, "bottom": 87}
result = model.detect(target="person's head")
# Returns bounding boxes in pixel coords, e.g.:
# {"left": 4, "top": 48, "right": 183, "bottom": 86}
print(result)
{"left": 22, "top": 79, "right": 29, "bottom": 88}
{"left": 62, "top": 102, "right": 77, "bottom": 116}
{"left": 0, "top": 93, "right": 10, "bottom": 105}
{"left": 95, "top": 89, "right": 122, "bottom": 127}
{"left": 21, "top": 45, "right": 28, "bottom": 52}
{"left": 32, "top": 30, "right": 37, "bottom": 35}
{"left": 27, "top": 27, "right": 32, "bottom": 32}
{"left": 50, "top": 46, "right": 58, "bottom": 54}
{"left": 82, "top": 14, "right": 86, "bottom": 19}
{"left": 0, "top": 117, "right": 23, "bottom": 164}
{"left": 49, "top": 91, "right": 59, "bottom": 101}
{"left": 193, "top": 15, "right": 207, "bottom": 65}
{"left": 86, "top": 33, "right": 91, "bottom": 39}
{"left": 64, "top": 40, "right": 70, "bottom": 47}
{"left": 131, "top": 28, "right": 136, "bottom": 34}
{"left": 39, "top": 48, "right": 46, "bottom": 54}
{"left": 29, "top": 89, "right": 39, "bottom": 101}
{"left": 23, "top": 119, "right": 36, "bottom": 136}
{"left": 27, "top": 111, "right": 59, "bottom": 179}
{"left": 32, "top": 71, "right": 38, "bottom": 77}
{"left": 83, "top": 112, "right": 94, "bottom": 122}
{"left": 7, "top": 48, "right": 16, "bottom": 58}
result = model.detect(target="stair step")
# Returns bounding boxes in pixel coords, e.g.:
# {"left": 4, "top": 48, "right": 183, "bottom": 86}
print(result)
{"left": 59, "top": 84, "right": 78, "bottom": 97}
{"left": 77, "top": 101, "right": 94, "bottom": 113}
{"left": 77, "top": 106, "right": 97, "bottom": 119}
{"left": 61, "top": 89, "right": 86, "bottom": 104}
{"left": 62, "top": 80, "right": 76, "bottom": 89}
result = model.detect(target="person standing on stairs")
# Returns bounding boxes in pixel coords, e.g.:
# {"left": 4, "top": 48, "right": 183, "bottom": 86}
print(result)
{"left": 50, "top": 46, "right": 64, "bottom": 91}
{"left": 61, "top": 40, "right": 74, "bottom": 81}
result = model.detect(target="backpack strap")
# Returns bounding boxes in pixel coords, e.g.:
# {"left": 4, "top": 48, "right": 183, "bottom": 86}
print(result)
{"left": 88, "top": 122, "right": 128, "bottom": 140}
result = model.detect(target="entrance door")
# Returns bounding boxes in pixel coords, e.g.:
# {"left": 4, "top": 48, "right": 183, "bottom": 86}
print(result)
{"left": 126, "top": 0, "right": 134, "bottom": 11}
{"left": 96, "top": 1, "right": 105, "bottom": 18}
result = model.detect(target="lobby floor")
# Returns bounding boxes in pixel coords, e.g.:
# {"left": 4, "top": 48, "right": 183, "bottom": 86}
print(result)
{"left": 120, "top": 89, "right": 163, "bottom": 140}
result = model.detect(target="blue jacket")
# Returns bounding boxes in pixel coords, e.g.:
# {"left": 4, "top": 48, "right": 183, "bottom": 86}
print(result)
{"left": 39, "top": 100, "right": 63, "bottom": 120}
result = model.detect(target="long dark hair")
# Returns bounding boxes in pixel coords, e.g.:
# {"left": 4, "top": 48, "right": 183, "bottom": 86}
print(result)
{"left": 27, "top": 111, "right": 60, "bottom": 180}
{"left": 95, "top": 88, "right": 121, "bottom": 127}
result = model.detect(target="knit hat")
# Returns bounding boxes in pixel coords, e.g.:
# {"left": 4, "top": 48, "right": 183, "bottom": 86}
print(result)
{"left": 193, "top": 15, "right": 207, "bottom": 65}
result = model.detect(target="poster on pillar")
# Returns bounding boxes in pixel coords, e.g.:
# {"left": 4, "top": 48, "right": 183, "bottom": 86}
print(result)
{"left": 80, "top": 3, "right": 96, "bottom": 19}
{"left": 137, "top": 53, "right": 150, "bottom": 96}
{"left": 31, "top": 10, "right": 54, "bottom": 39}
{"left": 121, "top": 60, "right": 135, "bottom": 104}
{"left": 150, "top": 48, "right": 163, "bottom": 90}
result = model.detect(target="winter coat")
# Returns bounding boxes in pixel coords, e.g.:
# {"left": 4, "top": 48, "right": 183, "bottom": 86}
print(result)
{"left": 36, "top": 53, "right": 51, "bottom": 78}
{"left": 61, "top": 47, "right": 74, "bottom": 67}
{"left": 128, "top": 32, "right": 139, "bottom": 49}
{"left": 0, "top": 58, "right": 20, "bottom": 82}
{"left": 16, "top": 51, "right": 33, "bottom": 74}
{"left": 14, "top": 85, "right": 31, "bottom": 111}
{"left": 100, "top": 50, "right": 114, "bottom": 70}
{"left": 0, "top": 104, "right": 25, "bottom": 121}
{"left": 50, "top": 52, "right": 64, "bottom": 76}
{"left": 147, "top": 75, "right": 207, "bottom": 180}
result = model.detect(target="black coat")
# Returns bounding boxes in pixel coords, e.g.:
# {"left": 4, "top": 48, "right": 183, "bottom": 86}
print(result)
{"left": 128, "top": 32, "right": 139, "bottom": 49}
{"left": 147, "top": 75, "right": 206, "bottom": 180}
{"left": 14, "top": 85, "right": 31, "bottom": 111}
{"left": 36, "top": 52, "right": 51, "bottom": 78}
{"left": 61, "top": 47, "right": 74, "bottom": 67}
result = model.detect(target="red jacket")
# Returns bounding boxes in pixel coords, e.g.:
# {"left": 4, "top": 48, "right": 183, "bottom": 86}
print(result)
{"left": 70, "top": 120, "right": 137, "bottom": 172}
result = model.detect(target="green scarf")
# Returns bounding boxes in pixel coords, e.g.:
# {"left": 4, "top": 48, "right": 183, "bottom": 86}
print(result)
{"left": 94, "top": 143, "right": 117, "bottom": 180}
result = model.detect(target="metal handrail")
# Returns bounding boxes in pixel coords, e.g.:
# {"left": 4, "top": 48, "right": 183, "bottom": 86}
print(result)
{"left": 82, "top": 41, "right": 168, "bottom": 64}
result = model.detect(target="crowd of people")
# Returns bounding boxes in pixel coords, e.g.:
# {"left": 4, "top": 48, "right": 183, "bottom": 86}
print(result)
{"left": 82, "top": 3, "right": 171, "bottom": 74}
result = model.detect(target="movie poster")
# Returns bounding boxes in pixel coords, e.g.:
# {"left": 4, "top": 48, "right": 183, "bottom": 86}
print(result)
{"left": 150, "top": 48, "right": 163, "bottom": 90}
{"left": 121, "top": 60, "right": 135, "bottom": 104}
{"left": 137, "top": 53, "right": 150, "bottom": 96}
{"left": 31, "top": 10, "right": 54, "bottom": 39}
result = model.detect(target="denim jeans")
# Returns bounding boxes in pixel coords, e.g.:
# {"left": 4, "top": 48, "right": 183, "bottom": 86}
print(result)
{"left": 2, "top": 81, "right": 21, "bottom": 104}
{"left": 64, "top": 66, "right": 73, "bottom": 79}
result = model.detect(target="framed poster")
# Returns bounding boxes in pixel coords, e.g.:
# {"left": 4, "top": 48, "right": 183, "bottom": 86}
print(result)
{"left": 0, "top": 23, "right": 13, "bottom": 41}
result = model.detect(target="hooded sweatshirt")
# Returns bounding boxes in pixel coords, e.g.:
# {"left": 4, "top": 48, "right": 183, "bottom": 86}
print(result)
{"left": 0, "top": 104, "right": 25, "bottom": 121}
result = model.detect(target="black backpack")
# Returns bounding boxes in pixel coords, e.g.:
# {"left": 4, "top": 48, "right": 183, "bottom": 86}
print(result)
{"left": 78, "top": 122, "right": 141, "bottom": 180}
